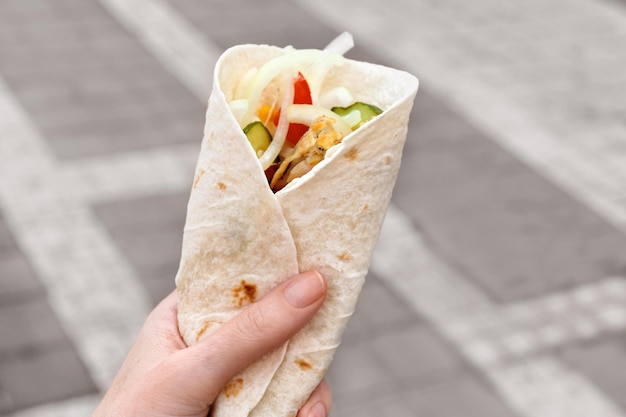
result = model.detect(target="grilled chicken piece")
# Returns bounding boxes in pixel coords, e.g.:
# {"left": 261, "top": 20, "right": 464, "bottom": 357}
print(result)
{"left": 270, "top": 115, "right": 344, "bottom": 191}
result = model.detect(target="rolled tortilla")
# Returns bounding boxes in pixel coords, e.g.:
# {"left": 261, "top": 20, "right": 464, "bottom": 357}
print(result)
{"left": 175, "top": 42, "right": 418, "bottom": 417}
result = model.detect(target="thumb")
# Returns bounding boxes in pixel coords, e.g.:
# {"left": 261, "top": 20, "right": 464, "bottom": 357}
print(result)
{"left": 175, "top": 270, "right": 327, "bottom": 401}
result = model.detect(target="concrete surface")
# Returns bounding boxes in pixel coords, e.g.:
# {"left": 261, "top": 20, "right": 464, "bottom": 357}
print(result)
{"left": 1, "top": 0, "right": 625, "bottom": 416}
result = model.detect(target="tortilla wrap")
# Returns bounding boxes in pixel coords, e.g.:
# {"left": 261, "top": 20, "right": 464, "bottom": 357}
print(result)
{"left": 175, "top": 42, "right": 418, "bottom": 417}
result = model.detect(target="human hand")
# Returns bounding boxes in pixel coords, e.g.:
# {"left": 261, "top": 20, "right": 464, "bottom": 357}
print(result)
{"left": 92, "top": 270, "right": 330, "bottom": 417}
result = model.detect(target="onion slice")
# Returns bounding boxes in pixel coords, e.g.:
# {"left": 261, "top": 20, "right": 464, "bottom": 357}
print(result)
{"left": 286, "top": 104, "right": 353, "bottom": 137}
{"left": 228, "top": 99, "right": 249, "bottom": 126}
{"left": 258, "top": 75, "right": 294, "bottom": 170}
{"left": 324, "top": 32, "right": 355, "bottom": 55}
{"left": 241, "top": 50, "right": 344, "bottom": 126}
{"left": 305, "top": 33, "right": 354, "bottom": 105}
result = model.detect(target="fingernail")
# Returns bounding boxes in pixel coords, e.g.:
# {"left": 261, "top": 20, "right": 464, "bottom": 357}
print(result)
{"left": 308, "top": 402, "right": 327, "bottom": 417}
{"left": 283, "top": 271, "right": 325, "bottom": 308}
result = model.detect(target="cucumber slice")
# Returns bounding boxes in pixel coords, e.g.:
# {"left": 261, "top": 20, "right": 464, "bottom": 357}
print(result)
{"left": 243, "top": 121, "right": 272, "bottom": 156}
{"left": 331, "top": 102, "right": 383, "bottom": 130}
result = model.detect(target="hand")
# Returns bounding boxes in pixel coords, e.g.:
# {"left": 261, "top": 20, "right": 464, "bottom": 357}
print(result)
{"left": 92, "top": 270, "right": 330, "bottom": 417}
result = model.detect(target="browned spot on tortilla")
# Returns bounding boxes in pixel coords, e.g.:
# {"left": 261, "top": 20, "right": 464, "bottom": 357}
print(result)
{"left": 296, "top": 359, "right": 313, "bottom": 371}
{"left": 192, "top": 169, "right": 205, "bottom": 189}
{"left": 231, "top": 280, "right": 257, "bottom": 307}
{"left": 363, "top": 204, "right": 369, "bottom": 212}
{"left": 217, "top": 181, "right": 227, "bottom": 191}
{"left": 195, "top": 321, "right": 215, "bottom": 341}
{"left": 345, "top": 147, "right": 358, "bottom": 161}
{"left": 385, "top": 155, "right": 393, "bottom": 165}
{"left": 223, "top": 377, "right": 244, "bottom": 398}
{"left": 338, "top": 251, "right": 353, "bottom": 261}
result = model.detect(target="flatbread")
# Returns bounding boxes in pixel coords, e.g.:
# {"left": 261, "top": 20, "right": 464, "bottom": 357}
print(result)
{"left": 175, "top": 42, "right": 418, "bottom": 417}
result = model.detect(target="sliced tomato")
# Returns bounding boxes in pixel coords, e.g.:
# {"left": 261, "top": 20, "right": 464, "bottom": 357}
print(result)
{"left": 285, "top": 72, "right": 312, "bottom": 146}
{"left": 293, "top": 72, "right": 312, "bottom": 105}
{"left": 285, "top": 123, "right": 309, "bottom": 146}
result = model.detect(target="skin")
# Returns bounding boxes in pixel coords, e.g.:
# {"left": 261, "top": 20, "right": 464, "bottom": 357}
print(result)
{"left": 92, "top": 270, "right": 331, "bottom": 417}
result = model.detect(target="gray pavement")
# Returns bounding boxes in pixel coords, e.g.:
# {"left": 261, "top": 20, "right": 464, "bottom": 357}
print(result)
{"left": 1, "top": 0, "right": 626, "bottom": 416}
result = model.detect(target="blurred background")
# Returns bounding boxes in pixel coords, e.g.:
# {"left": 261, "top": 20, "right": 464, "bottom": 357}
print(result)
{"left": 1, "top": 0, "right": 626, "bottom": 416}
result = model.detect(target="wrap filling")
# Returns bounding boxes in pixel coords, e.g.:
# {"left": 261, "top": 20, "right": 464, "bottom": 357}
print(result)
{"left": 227, "top": 40, "right": 383, "bottom": 192}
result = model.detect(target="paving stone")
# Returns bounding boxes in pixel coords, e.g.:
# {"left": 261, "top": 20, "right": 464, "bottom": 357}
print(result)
{"left": 335, "top": 301, "right": 372, "bottom": 348}
{"left": 609, "top": 0, "right": 626, "bottom": 8}
{"left": 370, "top": 322, "right": 465, "bottom": 383}
{"left": 338, "top": 274, "right": 421, "bottom": 349}
{"left": 0, "top": 262, "right": 96, "bottom": 413}
{"left": 174, "top": 0, "right": 338, "bottom": 50}
{"left": 403, "top": 374, "right": 519, "bottom": 417}
{"left": 560, "top": 335, "right": 626, "bottom": 411}
{"left": 326, "top": 342, "right": 393, "bottom": 400}
{"left": 393, "top": 88, "right": 626, "bottom": 303}
{"left": 0, "top": 215, "right": 17, "bottom": 255}
{"left": 332, "top": 392, "right": 415, "bottom": 417}
{"left": 0, "top": 344, "right": 97, "bottom": 414}
{"left": 0, "top": 255, "right": 42, "bottom": 304}
{"left": 329, "top": 273, "right": 432, "bottom": 405}
{"left": 0, "top": 209, "right": 95, "bottom": 414}
{"left": 93, "top": 192, "right": 187, "bottom": 304}
{"left": 353, "top": 274, "right": 420, "bottom": 333}
{"left": 4, "top": 0, "right": 626, "bottom": 415}
{"left": 0, "top": 0, "right": 204, "bottom": 160}
{"left": 173, "top": 0, "right": 393, "bottom": 70}
{"left": 0, "top": 297, "right": 67, "bottom": 353}
{"left": 0, "top": 211, "right": 45, "bottom": 308}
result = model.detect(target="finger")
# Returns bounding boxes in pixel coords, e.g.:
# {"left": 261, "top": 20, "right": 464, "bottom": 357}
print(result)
{"left": 118, "top": 291, "right": 184, "bottom": 381}
{"left": 180, "top": 270, "right": 327, "bottom": 391}
{"left": 296, "top": 378, "right": 331, "bottom": 417}
{"left": 145, "top": 290, "right": 179, "bottom": 329}
{"left": 107, "top": 290, "right": 182, "bottom": 392}
{"left": 140, "top": 290, "right": 186, "bottom": 351}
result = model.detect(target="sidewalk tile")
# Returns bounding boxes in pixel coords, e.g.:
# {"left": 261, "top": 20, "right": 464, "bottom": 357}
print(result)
{"left": 327, "top": 343, "right": 392, "bottom": 399}
{"left": 560, "top": 336, "right": 626, "bottom": 410}
{"left": 0, "top": 215, "right": 19, "bottom": 256}
{"left": 0, "top": 213, "right": 44, "bottom": 307}
{"left": 3, "top": 0, "right": 626, "bottom": 415}
{"left": 174, "top": 0, "right": 337, "bottom": 49}
{"left": 371, "top": 322, "right": 464, "bottom": 383}
{"left": 332, "top": 392, "right": 415, "bottom": 417}
{"left": 0, "top": 345, "right": 97, "bottom": 414}
{"left": 355, "top": 276, "right": 420, "bottom": 333}
{"left": 0, "top": 255, "right": 42, "bottom": 302}
{"left": 0, "top": 0, "right": 204, "bottom": 160}
{"left": 403, "top": 374, "right": 519, "bottom": 417}
{"left": 0, "top": 207, "right": 95, "bottom": 415}
{"left": 394, "top": 88, "right": 626, "bottom": 303}
{"left": 0, "top": 298, "right": 66, "bottom": 352}
{"left": 93, "top": 192, "right": 187, "bottom": 304}
{"left": 339, "top": 274, "right": 420, "bottom": 348}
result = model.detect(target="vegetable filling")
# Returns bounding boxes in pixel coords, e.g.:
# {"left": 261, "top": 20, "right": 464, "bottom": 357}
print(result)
{"left": 228, "top": 40, "right": 383, "bottom": 192}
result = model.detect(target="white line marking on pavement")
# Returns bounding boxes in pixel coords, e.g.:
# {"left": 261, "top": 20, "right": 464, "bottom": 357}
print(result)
{"left": 374, "top": 205, "right": 626, "bottom": 416}
{"left": 458, "top": 277, "right": 626, "bottom": 365}
{"left": 99, "top": 0, "right": 220, "bottom": 102}
{"left": 59, "top": 144, "right": 198, "bottom": 204}
{"left": 0, "top": 78, "right": 153, "bottom": 391}
{"left": 491, "top": 357, "right": 626, "bottom": 417}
